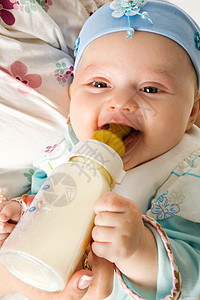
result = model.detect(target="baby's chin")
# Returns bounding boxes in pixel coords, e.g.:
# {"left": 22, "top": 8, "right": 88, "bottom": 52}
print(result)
{"left": 121, "top": 153, "right": 138, "bottom": 171}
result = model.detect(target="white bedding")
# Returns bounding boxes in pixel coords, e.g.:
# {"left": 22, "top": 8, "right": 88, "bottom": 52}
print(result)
{"left": 0, "top": 0, "right": 110, "bottom": 297}
{"left": 0, "top": 0, "right": 199, "bottom": 299}
{"left": 0, "top": 0, "right": 110, "bottom": 201}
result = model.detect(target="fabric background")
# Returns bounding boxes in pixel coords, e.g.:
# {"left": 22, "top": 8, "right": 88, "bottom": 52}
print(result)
{"left": 0, "top": 0, "right": 110, "bottom": 200}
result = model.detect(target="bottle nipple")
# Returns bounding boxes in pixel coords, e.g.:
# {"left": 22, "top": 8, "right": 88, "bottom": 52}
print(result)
{"left": 92, "top": 124, "right": 132, "bottom": 157}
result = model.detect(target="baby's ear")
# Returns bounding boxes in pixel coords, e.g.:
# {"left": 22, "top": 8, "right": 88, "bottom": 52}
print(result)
{"left": 186, "top": 91, "right": 200, "bottom": 130}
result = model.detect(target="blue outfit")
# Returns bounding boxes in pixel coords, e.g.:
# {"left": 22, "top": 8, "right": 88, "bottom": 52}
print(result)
{"left": 32, "top": 124, "right": 200, "bottom": 300}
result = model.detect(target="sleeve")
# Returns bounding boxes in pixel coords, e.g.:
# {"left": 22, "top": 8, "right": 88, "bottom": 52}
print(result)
{"left": 158, "top": 216, "right": 200, "bottom": 299}
{"left": 115, "top": 215, "right": 200, "bottom": 300}
{"left": 31, "top": 169, "right": 47, "bottom": 195}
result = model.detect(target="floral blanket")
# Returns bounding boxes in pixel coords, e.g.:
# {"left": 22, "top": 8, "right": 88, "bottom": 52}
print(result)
{"left": 0, "top": 0, "right": 110, "bottom": 201}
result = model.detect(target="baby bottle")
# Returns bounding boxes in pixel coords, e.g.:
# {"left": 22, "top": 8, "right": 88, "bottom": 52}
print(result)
{"left": 0, "top": 125, "right": 129, "bottom": 292}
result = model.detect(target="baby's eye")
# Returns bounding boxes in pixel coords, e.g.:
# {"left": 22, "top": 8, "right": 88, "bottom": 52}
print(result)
{"left": 141, "top": 87, "right": 160, "bottom": 93}
{"left": 92, "top": 81, "right": 108, "bottom": 88}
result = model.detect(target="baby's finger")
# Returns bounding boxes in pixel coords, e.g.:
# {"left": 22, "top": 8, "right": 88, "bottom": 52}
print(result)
{"left": 0, "top": 212, "right": 7, "bottom": 222}
{"left": 92, "top": 226, "right": 115, "bottom": 243}
{"left": 92, "top": 241, "right": 111, "bottom": 260}
{"left": 94, "top": 211, "right": 122, "bottom": 227}
{"left": 0, "top": 222, "right": 16, "bottom": 234}
{"left": 0, "top": 232, "right": 9, "bottom": 242}
{"left": 95, "top": 192, "right": 131, "bottom": 214}
{"left": 0, "top": 234, "right": 9, "bottom": 248}
{"left": 0, "top": 202, "right": 21, "bottom": 222}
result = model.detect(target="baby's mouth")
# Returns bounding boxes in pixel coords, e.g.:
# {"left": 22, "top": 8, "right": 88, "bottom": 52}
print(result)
{"left": 98, "top": 123, "right": 142, "bottom": 154}
{"left": 122, "top": 127, "right": 142, "bottom": 153}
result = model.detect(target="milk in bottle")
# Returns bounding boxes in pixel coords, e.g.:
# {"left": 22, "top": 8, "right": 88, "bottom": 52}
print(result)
{"left": 0, "top": 126, "right": 128, "bottom": 292}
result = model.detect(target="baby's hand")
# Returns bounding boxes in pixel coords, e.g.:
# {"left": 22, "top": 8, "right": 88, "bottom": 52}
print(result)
{"left": 0, "top": 199, "right": 22, "bottom": 247}
{"left": 92, "top": 192, "right": 145, "bottom": 265}
{"left": 0, "top": 195, "right": 34, "bottom": 248}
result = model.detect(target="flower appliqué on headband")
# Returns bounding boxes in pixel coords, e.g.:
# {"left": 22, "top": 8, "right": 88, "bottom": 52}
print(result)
{"left": 110, "top": 0, "right": 153, "bottom": 38}
{"left": 195, "top": 32, "right": 200, "bottom": 50}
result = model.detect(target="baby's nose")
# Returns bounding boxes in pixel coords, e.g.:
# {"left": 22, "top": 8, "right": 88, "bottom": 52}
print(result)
{"left": 109, "top": 103, "right": 133, "bottom": 112}
{"left": 107, "top": 93, "right": 138, "bottom": 113}
{"left": 106, "top": 88, "right": 138, "bottom": 113}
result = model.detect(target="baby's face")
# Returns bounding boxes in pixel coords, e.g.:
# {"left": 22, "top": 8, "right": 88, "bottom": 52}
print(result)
{"left": 69, "top": 31, "right": 199, "bottom": 170}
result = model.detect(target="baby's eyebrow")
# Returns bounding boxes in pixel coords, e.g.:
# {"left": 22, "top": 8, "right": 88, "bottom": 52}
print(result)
{"left": 150, "top": 67, "right": 178, "bottom": 83}
{"left": 82, "top": 63, "right": 178, "bottom": 87}
{"left": 151, "top": 66, "right": 177, "bottom": 80}
{"left": 83, "top": 64, "right": 96, "bottom": 73}
{"left": 81, "top": 64, "right": 109, "bottom": 80}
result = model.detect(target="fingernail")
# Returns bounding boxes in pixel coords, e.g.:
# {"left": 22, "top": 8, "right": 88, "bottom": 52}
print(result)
{"left": 78, "top": 275, "right": 94, "bottom": 290}
{"left": 0, "top": 213, "right": 7, "bottom": 222}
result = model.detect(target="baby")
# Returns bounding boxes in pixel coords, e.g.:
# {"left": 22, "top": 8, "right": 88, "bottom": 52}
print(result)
{"left": 1, "top": 0, "right": 200, "bottom": 299}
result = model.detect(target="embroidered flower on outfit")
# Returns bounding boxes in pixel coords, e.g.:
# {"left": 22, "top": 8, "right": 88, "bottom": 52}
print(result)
{"left": 0, "top": 0, "right": 15, "bottom": 25}
{"left": 195, "top": 32, "right": 200, "bottom": 50}
{"left": 0, "top": 61, "right": 42, "bottom": 94}
{"left": 110, "top": 0, "right": 153, "bottom": 38}
{"left": 55, "top": 62, "right": 74, "bottom": 86}
{"left": 151, "top": 191, "right": 180, "bottom": 220}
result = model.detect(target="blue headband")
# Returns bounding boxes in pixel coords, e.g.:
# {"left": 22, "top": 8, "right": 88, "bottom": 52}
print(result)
{"left": 74, "top": 0, "right": 200, "bottom": 88}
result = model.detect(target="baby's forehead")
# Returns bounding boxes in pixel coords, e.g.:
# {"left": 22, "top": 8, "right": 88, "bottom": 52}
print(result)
{"left": 76, "top": 30, "right": 198, "bottom": 90}
{"left": 81, "top": 31, "right": 195, "bottom": 73}
{"left": 74, "top": 0, "right": 200, "bottom": 88}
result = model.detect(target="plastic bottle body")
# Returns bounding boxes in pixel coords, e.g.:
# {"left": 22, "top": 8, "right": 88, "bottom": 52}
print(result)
{"left": 0, "top": 157, "right": 112, "bottom": 292}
